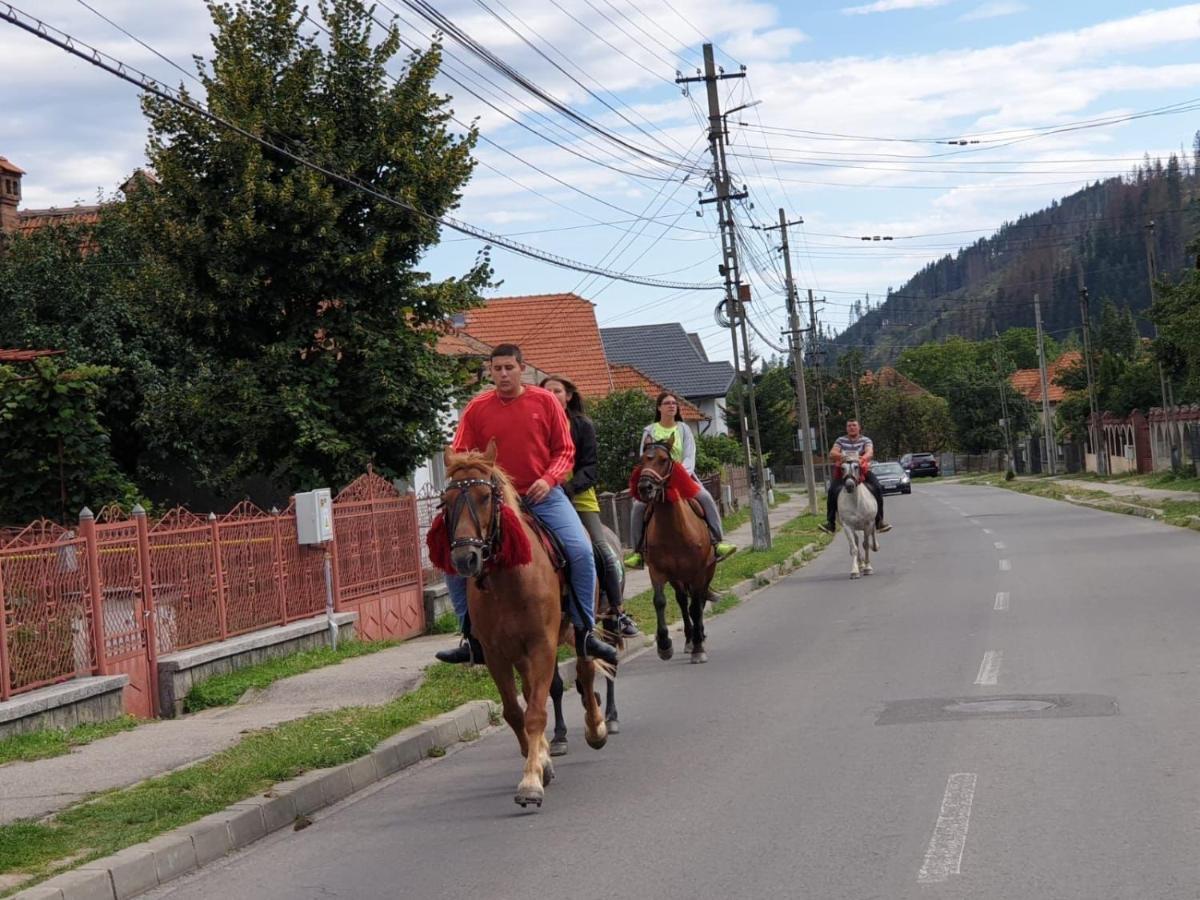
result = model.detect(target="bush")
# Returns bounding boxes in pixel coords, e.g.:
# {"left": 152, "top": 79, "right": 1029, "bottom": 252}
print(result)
{"left": 589, "top": 390, "right": 655, "bottom": 492}
{"left": 695, "top": 434, "right": 743, "bottom": 476}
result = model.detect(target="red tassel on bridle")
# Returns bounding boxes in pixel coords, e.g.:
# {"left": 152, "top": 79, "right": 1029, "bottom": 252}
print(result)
{"left": 424, "top": 498, "right": 532, "bottom": 574}
{"left": 426, "top": 514, "right": 455, "bottom": 574}
{"left": 629, "top": 463, "right": 702, "bottom": 503}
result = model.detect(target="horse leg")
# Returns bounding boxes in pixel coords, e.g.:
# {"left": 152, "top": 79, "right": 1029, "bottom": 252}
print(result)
{"left": 549, "top": 668, "right": 568, "bottom": 757}
{"left": 863, "top": 526, "right": 874, "bottom": 575}
{"left": 486, "top": 656, "right": 528, "bottom": 758}
{"left": 843, "top": 523, "right": 861, "bottom": 578}
{"left": 652, "top": 582, "right": 673, "bottom": 660}
{"left": 513, "top": 649, "right": 554, "bottom": 808}
{"left": 675, "top": 584, "right": 694, "bottom": 655}
{"left": 575, "top": 658, "right": 608, "bottom": 750}
{"left": 689, "top": 589, "right": 708, "bottom": 664}
{"left": 604, "top": 675, "right": 619, "bottom": 735}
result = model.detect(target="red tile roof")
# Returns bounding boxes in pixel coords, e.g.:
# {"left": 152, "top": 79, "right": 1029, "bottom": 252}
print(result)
{"left": 0, "top": 349, "right": 64, "bottom": 363}
{"left": 609, "top": 364, "right": 706, "bottom": 422}
{"left": 0, "top": 157, "right": 24, "bottom": 176}
{"left": 1009, "top": 351, "right": 1082, "bottom": 404}
{"left": 861, "top": 366, "right": 930, "bottom": 398}
{"left": 17, "top": 205, "right": 101, "bottom": 236}
{"left": 460, "top": 294, "right": 614, "bottom": 397}
{"left": 435, "top": 331, "right": 492, "bottom": 357}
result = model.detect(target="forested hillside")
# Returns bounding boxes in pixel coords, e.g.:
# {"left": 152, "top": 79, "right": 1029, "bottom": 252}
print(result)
{"left": 835, "top": 141, "right": 1200, "bottom": 365}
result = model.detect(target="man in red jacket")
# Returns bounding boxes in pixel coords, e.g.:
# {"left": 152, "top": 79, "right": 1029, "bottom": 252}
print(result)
{"left": 436, "top": 343, "right": 619, "bottom": 666}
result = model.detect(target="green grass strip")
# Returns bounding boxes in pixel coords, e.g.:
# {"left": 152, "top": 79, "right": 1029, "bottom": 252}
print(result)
{"left": 0, "top": 717, "right": 139, "bottom": 767}
{"left": 0, "top": 664, "right": 500, "bottom": 889}
{"left": 184, "top": 639, "right": 402, "bottom": 712}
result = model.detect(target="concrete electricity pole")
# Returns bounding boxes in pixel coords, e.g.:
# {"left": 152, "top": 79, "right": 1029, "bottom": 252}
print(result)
{"left": 1033, "top": 293, "right": 1057, "bottom": 475}
{"left": 678, "top": 44, "right": 771, "bottom": 549}
{"left": 763, "top": 209, "right": 817, "bottom": 514}
{"left": 993, "top": 329, "right": 1016, "bottom": 472}
{"left": 1145, "top": 220, "right": 1180, "bottom": 467}
{"left": 1077, "top": 282, "right": 1108, "bottom": 475}
{"left": 809, "top": 289, "right": 831, "bottom": 486}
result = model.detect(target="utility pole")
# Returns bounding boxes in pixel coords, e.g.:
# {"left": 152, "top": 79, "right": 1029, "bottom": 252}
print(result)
{"left": 679, "top": 44, "right": 770, "bottom": 549}
{"left": 764, "top": 209, "right": 817, "bottom": 514}
{"left": 1145, "top": 220, "right": 1180, "bottom": 468}
{"left": 848, "top": 355, "right": 861, "bottom": 423}
{"left": 1077, "top": 281, "right": 1107, "bottom": 475}
{"left": 992, "top": 328, "right": 1016, "bottom": 473}
{"left": 808, "top": 289, "right": 831, "bottom": 488}
{"left": 1033, "top": 293, "right": 1057, "bottom": 475}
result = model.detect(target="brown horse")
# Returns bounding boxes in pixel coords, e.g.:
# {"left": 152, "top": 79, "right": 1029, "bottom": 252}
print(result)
{"left": 634, "top": 436, "right": 717, "bottom": 664}
{"left": 439, "top": 443, "right": 607, "bottom": 809}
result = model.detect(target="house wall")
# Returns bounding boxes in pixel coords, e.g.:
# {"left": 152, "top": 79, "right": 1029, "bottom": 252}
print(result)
{"left": 695, "top": 398, "right": 728, "bottom": 436}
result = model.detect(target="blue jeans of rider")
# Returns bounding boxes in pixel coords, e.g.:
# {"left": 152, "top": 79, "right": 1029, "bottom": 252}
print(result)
{"left": 446, "top": 486, "right": 597, "bottom": 632}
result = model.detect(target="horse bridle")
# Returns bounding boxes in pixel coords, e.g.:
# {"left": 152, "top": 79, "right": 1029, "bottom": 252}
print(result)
{"left": 442, "top": 476, "right": 502, "bottom": 560}
{"left": 637, "top": 441, "right": 675, "bottom": 501}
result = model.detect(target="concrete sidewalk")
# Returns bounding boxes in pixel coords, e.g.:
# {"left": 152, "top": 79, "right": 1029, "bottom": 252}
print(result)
{"left": 0, "top": 489, "right": 813, "bottom": 826}
{"left": 1050, "top": 477, "right": 1200, "bottom": 504}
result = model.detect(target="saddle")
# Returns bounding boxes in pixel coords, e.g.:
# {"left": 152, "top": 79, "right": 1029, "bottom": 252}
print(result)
{"left": 520, "top": 503, "right": 567, "bottom": 571}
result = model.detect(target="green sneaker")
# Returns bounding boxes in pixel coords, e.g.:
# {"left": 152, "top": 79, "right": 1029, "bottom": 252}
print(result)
{"left": 715, "top": 542, "right": 737, "bottom": 562}
{"left": 624, "top": 551, "right": 644, "bottom": 569}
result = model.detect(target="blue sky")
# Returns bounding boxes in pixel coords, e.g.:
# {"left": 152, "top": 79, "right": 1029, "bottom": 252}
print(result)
{"left": 4, "top": 2, "right": 1200, "bottom": 363}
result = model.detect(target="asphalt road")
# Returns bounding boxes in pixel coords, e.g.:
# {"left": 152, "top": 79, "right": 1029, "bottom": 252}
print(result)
{"left": 150, "top": 483, "right": 1200, "bottom": 900}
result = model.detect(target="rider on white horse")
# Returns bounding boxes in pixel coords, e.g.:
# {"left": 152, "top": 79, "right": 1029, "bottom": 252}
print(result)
{"left": 818, "top": 419, "right": 892, "bottom": 535}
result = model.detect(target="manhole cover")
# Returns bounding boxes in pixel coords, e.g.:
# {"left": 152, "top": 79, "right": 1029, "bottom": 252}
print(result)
{"left": 943, "top": 699, "right": 1056, "bottom": 714}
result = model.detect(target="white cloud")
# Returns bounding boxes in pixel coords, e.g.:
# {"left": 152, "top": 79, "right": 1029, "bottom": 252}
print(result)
{"left": 842, "top": 0, "right": 953, "bottom": 15}
{"left": 959, "top": 1, "right": 1028, "bottom": 22}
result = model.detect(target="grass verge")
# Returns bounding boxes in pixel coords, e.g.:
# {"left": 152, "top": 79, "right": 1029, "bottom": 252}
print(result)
{"left": 623, "top": 513, "right": 831, "bottom": 630}
{"left": 0, "top": 664, "right": 501, "bottom": 892}
{"left": 184, "top": 639, "right": 403, "bottom": 712}
{"left": 0, "top": 717, "right": 139, "bottom": 767}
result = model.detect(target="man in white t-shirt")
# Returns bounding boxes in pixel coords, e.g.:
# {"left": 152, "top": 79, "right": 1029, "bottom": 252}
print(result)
{"left": 818, "top": 419, "right": 891, "bottom": 534}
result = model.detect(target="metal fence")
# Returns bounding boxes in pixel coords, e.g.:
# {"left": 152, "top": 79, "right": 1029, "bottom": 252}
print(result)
{"left": 0, "top": 471, "right": 423, "bottom": 712}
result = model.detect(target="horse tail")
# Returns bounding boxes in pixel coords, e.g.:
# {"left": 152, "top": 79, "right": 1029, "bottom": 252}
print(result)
{"left": 589, "top": 657, "right": 617, "bottom": 682}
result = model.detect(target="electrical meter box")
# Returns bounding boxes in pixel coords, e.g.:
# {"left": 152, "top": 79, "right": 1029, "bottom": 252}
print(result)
{"left": 295, "top": 488, "right": 334, "bottom": 545}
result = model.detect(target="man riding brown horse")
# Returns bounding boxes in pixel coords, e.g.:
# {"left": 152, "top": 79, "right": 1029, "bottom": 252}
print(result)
{"left": 434, "top": 343, "right": 619, "bottom": 667}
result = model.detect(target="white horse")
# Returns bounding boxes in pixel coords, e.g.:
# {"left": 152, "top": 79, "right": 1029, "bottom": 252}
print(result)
{"left": 837, "top": 453, "right": 878, "bottom": 579}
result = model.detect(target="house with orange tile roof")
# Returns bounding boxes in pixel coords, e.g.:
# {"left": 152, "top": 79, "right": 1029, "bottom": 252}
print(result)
{"left": 1008, "top": 350, "right": 1082, "bottom": 414}
{"left": 609, "top": 363, "right": 707, "bottom": 426}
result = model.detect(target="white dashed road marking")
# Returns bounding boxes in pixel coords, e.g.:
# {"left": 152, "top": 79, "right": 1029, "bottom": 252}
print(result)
{"left": 999, "top": 559, "right": 1011, "bottom": 571}
{"left": 982, "top": 528, "right": 993, "bottom": 535}
{"left": 917, "top": 774, "right": 978, "bottom": 884}
{"left": 994, "top": 592, "right": 1009, "bottom": 611}
{"left": 994, "top": 541, "right": 1006, "bottom": 550}
{"left": 975, "top": 651, "right": 1002, "bottom": 685}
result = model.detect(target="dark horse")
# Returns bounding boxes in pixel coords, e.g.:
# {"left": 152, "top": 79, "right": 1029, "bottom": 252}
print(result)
{"left": 436, "top": 443, "right": 608, "bottom": 809}
{"left": 549, "top": 523, "right": 625, "bottom": 756}
{"left": 634, "top": 435, "right": 717, "bottom": 664}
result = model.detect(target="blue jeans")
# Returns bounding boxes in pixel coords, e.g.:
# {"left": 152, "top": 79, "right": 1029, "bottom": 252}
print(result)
{"left": 447, "top": 486, "right": 597, "bottom": 632}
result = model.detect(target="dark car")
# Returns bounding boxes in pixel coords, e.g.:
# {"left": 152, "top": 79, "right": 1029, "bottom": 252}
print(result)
{"left": 900, "top": 452, "right": 940, "bottom": 478}
{"left": 873, "top": 460, "right": 911, "bottom": 495}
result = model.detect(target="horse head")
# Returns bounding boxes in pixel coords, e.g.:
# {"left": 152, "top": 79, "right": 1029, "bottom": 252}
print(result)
{"left": 636, "top": 435, "right": 675, "bottom": 503}
{"left": 842, "top": 452, "right": 862, "bottom": 493}
{"left": 441, "top": 440, "right": 509, "bottom": 578}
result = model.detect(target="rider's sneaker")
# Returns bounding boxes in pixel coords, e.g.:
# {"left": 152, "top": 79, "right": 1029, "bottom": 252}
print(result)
{"left": 714, "top": 542, "right": 737, "bottom": 562}
{"left": 623, "top": 551, "right": 644, "bottom": 569}
{"left": 818, "top": 522, "right": 836, "bottom": 535}
{"left": 618, "top": 612, "right": 639, "bottom": 637}
{"left": 876, "top": 521, "right": 893, "bottom": 533}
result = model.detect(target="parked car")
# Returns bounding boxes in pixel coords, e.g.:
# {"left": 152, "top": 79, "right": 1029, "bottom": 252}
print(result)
{"left": 900, "top": 452, "right": 940, "bottom": 478}
{"left": 873, "top": 460, "right": 911, "bottom": 495}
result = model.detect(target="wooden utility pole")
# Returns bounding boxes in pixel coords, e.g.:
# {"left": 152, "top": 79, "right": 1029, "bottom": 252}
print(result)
{"left": 808, "top": 289, "right": 831, "bottom": 487}
{"left": 764, "top": 209, "right": 817, "bottom": 513}
{"left": 1145, "top": 220, "right": 1180, "bottom": 467}
{"left": 678, "top": 44, "right": 770, "bottom": 549}
{"left": 1033, "top": 293, "right": 1056, "bottom": 475}
{"left": 993, "top": 329, "right": 1016, "bottom": 472}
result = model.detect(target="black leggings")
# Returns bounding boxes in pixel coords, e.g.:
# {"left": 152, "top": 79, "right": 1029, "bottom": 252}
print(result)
{"left": 827, "top": 471, "right": 884, "bottom": 526}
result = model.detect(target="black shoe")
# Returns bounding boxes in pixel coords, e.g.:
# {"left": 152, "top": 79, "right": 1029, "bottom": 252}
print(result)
{"left": 818, "top": 522, "right": 836, "bottom": 534}
{"left": 618, "top": 613, "right": 638, "bottom": 637}
{"left": 576, "top": 627, "right": 619, "bottom": 666}
{"left": 435, "top": 636, "right": 484, "bottom": 665}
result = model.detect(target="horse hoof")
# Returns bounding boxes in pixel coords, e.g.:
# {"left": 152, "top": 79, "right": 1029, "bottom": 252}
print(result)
{"left": 657, "top": 642, "right": 674, "bottom": 661}
{"left": 549, "top": 738, "right": 568, "bottom": 757}
{"left": 514, "top": 787, "right": 544, "bottom": 808}
{"left": 863, "top": 567, "right": 873, "bottom": 575}
{"left": 691, "top": 651, "right": 708, "bottom": 664}
{"left": 684, "top": 641, "right": 693, "bottom": 655}
{"left": 586, "top": 731, "right": 608, "bottom": 750}
{"left": 850, "top": 572, "right": 861, "bottom": 579}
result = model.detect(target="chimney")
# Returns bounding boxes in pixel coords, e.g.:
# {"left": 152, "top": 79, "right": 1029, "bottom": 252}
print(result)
{"left": 0, "top": 156, "right": 24, "bottom": 235}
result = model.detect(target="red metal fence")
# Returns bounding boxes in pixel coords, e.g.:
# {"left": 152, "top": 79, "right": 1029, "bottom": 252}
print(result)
{"left": 0, "top": 472, "right": 424, "bottom": 715}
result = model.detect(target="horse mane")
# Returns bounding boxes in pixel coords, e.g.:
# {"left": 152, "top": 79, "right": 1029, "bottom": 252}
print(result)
{"left": 445, "top": 449, "right": 522, "bottom": 510}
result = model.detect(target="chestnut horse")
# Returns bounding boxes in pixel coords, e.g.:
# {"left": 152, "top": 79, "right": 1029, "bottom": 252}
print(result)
{"left": 437, "top": 444, "right": 607, "bottom": 809}
{"left": 634, "top": 436, "right": 717, "bottom": 664}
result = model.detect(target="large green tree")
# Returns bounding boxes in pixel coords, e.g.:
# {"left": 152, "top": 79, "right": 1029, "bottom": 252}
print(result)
{"left": 127, "top": 0, "right": 488, "bottom": 496}
{"left": 589, "top": 390, "right": 654, "bottom": 493}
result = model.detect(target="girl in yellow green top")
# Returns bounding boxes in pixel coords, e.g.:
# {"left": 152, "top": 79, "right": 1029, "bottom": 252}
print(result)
{"left": 624, "top": 391, "right": 737, "bottom": 569}
{"left": 540, "top": 376, "right": 637, "bottom": 637}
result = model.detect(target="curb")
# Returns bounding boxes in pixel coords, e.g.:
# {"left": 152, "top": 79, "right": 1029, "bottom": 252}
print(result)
{"left": 723, "top": 541, "right": 822, "bottom": 601}
{"left": 13, "top": 700, "right": 497, "bottom": 900}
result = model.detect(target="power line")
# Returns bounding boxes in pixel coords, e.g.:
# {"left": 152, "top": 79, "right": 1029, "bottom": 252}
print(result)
{"left": 0, "top": 3, "right": 722, "bottom": 292}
